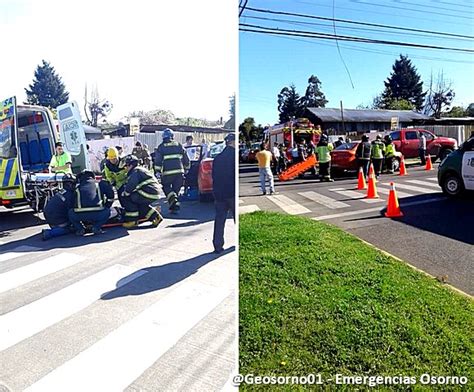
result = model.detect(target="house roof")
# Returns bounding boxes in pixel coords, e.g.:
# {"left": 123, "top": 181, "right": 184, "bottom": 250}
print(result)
{"left": 306, "top": 108, "right": 432, "bottom": 122}
{"left": 138, "top": 124, "right": 227, "bottom": 134}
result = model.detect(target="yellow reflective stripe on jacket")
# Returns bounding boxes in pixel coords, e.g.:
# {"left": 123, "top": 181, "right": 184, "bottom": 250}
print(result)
{"left": 138, "top": 189, "right": 160, "bottom": 199}
{"left": 163, "top": 154, "right": 183, "bottom": 160}
{"left": 134, "top": 178, "right": 156, "bottom": 191}
{"left": 162, "top": 168, "right": 184, "bottom": 176}
{"left": 125, "top": 211, "right": 139, "bottom": 217}
{"left": 74, "top": 183, "right": 104, "bottom": 213}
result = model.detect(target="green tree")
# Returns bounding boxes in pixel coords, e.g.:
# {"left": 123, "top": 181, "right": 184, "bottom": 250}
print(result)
{"left": 239, "top": 117, "right": 263, "bottom": 143}
{"left": 301, "top": 75, "right": 328, "bottom": 109}
{"left": 441, "top": 106, "right": 466, "bottom": 118}
{"left": 385, "top": 99, "right": 415, "bottom": 110}
{"left": 224, "top": 94, "right": 235, "bottom": 130}
{"left": 467, "top": 103, "right": 474, "bottom": 116}
{"left": 25, "top": 60, "right": 69, "bottom": 108}
{"left": 380, "top": 55, "right": 426, "bottom": 111}
{"left": 84, "top": 85, "right": 112, "bottom": 127}
{"left": 278, "top": 84, "right": 305, "bottom": 123}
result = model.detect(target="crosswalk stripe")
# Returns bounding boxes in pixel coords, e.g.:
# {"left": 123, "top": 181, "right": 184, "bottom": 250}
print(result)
{"left": 0, "top": 264, "right": 147, "bottom": 351}
{"left": 0, "top": 253, "right": 85, "bottom": 294}
{"left": 426, "top": 177, "right": 437, "bottom": 182}
{"left": 0, "top": 246, "right": 41, "bottom": 262}
{"left": 239, "top": 205, "right": 260, "bottom": 214}
{"left": 266, "top": 194, "right": 311, "bottom": 215}
{"left": 25, "top": 282, "right": 230, "bottom": 392}
{"left": 386, "top": 182, "right": 438, "bottom": 194}
{"left": 299, "top": 191, "right": 350, "bottom": 209}
{"left": 406, "top": 179, "right": 441, "bottom": 189}
{"left": 329, "top": 188, "right": 384, "bottom": 204}
{"left": 377, "top": 187, "right": 413, "bottom": 199}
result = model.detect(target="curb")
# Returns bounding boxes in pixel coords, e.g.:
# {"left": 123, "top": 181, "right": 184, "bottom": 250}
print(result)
{"left": 357, "top": 238, "right": 473, "bottom": 300}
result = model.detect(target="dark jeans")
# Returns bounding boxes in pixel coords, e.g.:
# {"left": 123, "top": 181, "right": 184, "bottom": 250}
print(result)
{"left": 385, "top": 156, "right": 394, "bottom": 173}
{"left": 419, "top": 148, "right": 426, "bottom": 165}
{"left": 213, "top": 197, "right": 235, "bottom": 252}
{"left": 372, "top": 158, "right": 383, "bottom": 176}
{"left": 319, "top": 162, "right": 331, "bottom": 179}
{"left": 68, "top": 208, "right": 110, "bottom": 232}
{"left": 358, "top": 159, "right": 370, "bottom": 178}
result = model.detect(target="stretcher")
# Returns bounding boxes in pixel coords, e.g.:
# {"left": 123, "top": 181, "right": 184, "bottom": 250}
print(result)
{"left": 278, "top": 154, "right": 317, "bottom": 181}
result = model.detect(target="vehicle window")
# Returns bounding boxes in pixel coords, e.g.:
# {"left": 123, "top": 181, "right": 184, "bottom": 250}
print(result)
{"left": 423, "top": 131, "right": 434, "bottom": 141}
{"left": 334, "top": 142, "right": 357, "bottom": 150}
{"left": 390, "top": 131, "right": 400, "bottom": 141}
{"left": 0, "top": 116, "right": 16, "bottom": 159}
{"left": 184, "top": 145, "right": 202, "bottom": 161}
{"left": 405, "top": 131, "right": 418, "bottom": 140}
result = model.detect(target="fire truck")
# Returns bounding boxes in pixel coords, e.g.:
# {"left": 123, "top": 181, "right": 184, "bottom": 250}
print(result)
{"left": 0, "top": 97, "right": 88, "bottom": 212}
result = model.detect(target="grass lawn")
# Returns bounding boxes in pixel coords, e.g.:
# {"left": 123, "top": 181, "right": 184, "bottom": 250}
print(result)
{"left": 240, "top": 212, "right": 473, "bottom": 390}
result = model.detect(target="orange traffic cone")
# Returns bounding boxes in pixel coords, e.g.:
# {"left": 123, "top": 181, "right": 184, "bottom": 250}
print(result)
{"left": 399, "top": 156, "right": 408, "bottom": 176}
{"left": 366, "top": 163, "right": 379, "bottom": 199}
{"left": 357, "top": 167, "right": 367, "bottom": 190}
{"left": 385, "top": 182, "right": 404, "bottom": 218}
{"left": 425, "top": 154, "right": 433, "bottom": 170}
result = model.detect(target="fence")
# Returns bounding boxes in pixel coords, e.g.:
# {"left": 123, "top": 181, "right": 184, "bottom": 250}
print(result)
{"left": 135, "top": 131, "right": 227, "bottom": 149}
{"left": 409, "top": 125, "right": 473, "bottom": 144}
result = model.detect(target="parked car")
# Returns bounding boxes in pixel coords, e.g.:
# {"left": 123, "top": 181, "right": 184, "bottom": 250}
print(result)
{"left": 246, "top": 142, "right": 262, "bottom": 163}
{"left": 390, "top": 129, "right": 457, "bottom": 161}
{"left": 197, "top": 141, "right": 226, "bottom": 201}
{"left": 438, "top": 135, "right": 474, "bottom": 197}
{"left": 330, "top": 141, "right": 402, "bottom": 176}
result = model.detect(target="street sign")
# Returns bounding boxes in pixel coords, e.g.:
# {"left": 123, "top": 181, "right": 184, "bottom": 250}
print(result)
{"left": 391, "top": 116, "right": 399, "bottom": 130}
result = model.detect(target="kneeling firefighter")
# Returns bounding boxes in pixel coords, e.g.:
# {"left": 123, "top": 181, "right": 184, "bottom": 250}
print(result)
{"left": 121, "top": 155, "right": 163, "bottom": 229}
{"left": 153, "top": 128, "right": 190, "bottom": 213}
{"left": 42, "top": 174, "right": 77, "bottom": 241}
{"left": 68, "top": 170, "right": 115, "bottom": 236}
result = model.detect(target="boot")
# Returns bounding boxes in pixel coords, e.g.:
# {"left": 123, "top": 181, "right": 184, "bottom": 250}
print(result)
{"left": 151, "top": 214, "right": 164, "bottom": 228}
{"left": 123, "top": 221, "right": 138, "bottom": 229}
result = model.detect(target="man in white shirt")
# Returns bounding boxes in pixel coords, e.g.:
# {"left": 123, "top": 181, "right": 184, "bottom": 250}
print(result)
{"left": 272, "top": 142, "right": 281, "bottom": 174}
{"left": 418, "top": 132, "right": 427, "bottom": 165}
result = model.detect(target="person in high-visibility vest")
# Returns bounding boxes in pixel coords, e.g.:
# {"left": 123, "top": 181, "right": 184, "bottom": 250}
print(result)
{"left": 315, "top": 134, "right": 334, "bottom": 182}
{"left": 371, "top": 134, "right": 386, "bottom": 178}
{"left": 384, "top": 135, "right": 396, "bottom": 174}
{"left": 68, "top": 170, "right": 114, "bottom": 236}
{"left": 103, "top": 147, "right": 128, "bottom": 204}
{"left": 153, "top": 128, "right": 190, "bottom": 213}
{"left": 121, "top": 155, "right": 163, "bottom": 229}
{"left": 49, "top": 142, "right": 73, "bottom": 174}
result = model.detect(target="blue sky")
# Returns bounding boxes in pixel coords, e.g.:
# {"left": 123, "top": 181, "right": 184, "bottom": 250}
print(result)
{"left": 239, "top": 0, "right": 474, "bottom": 125}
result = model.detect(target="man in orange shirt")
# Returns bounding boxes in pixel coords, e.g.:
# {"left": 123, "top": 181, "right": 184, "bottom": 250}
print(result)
{"left": 256, "top": 143, "right": 276, "bottom": 195}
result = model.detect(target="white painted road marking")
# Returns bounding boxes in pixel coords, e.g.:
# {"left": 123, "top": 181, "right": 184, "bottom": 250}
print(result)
{"left": 0, "top": 264, "right": 147, "bottom": 351}
{"left": 377, "top": 187, "right": 413, "bottom": 199}
{"left": 329, "top": 188, "right": 384, "bottom": 204}
{"left": 25, "top": 282, "right": 230, "bottom": 392}
{"left": 426, "top": 177, "right": 437, "bottom": 182}
{"left": 406, "top": 179, "right": 441, "bottom": 189}
{"left": 386, "top": 183, "right": 438, "bottom": 194}
{"left": 0, "top": 253, "right": 85, "bottom": 294}
{"left": 239, "top": 205, "right": 260, "bottom": 214}
{"left": 313, "top": 196, "right": 446, "bottom": 221}
{"left": 266, "top": 194, "right": 311, "bottom": 215}
{"left": 299, "top": 191, "right": 350, "bottom": 209}
{"left": 0, "top": 246, "right": 41, "bottom": 262}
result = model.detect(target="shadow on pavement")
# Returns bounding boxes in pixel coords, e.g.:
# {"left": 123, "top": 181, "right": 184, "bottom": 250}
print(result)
{"left": 101, "top": 246, "right": 236, "bottom": 300}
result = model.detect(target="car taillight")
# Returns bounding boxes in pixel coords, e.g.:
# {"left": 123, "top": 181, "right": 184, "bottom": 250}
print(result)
{"left": 1, "top": 199, "right": 11, "bottom": 205}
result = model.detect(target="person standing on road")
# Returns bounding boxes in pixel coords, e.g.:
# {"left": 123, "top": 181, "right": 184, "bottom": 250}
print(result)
{"left": 68, "top": 170, "right": 115, "bottom": 236}
{"left": 256, "top": 143, "right": 275, "bottom": 195}
{"left": 384, "top": 135, "right": 396, "bottom": 174}
{"left": 154, "top": 128, "right": 190, "bottom": 213}
{"left": 211, "top": 133, "right": 235, "bottom": 254}
{"left": 371, "top": 134, "right": 386, "bottom": 178}
{"left": 356, "top": 135, "right": 372, "bottom": 179}
{"left": 272, "top": 142, "right": 281, "bottom": 174}
{"left": 132, "top": 141, "right": 152, "bottom": 169}
{"left": 49, "top": 142, "right": 73, "bottom": 174}
{"left": 315, "top": 134, "right": 334, "bottom": 182}
{"left": 418, "top": 131, "right": 427, "bottom": 165}
{"left": 121, "top": 155, "right": 163, "bottom": 229}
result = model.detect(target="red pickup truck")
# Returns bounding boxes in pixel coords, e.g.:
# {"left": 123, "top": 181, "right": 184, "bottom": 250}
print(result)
{"left": 389, "top": 129, "right": 457, "bottom": 161}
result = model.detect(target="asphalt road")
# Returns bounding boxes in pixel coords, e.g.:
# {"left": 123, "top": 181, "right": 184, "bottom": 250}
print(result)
{"left": 0, "top": 200, "right": 236, "bottom": 391}
{"left": 239, "top": 162, "right": 474, "bottom": 296}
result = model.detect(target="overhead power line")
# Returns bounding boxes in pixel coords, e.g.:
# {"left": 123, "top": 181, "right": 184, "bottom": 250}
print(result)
{"left": 242, "top": 6, "right": 474, "bottom": 40}
{"left": 239, "top": 24, "right": 474, "bottom": 53}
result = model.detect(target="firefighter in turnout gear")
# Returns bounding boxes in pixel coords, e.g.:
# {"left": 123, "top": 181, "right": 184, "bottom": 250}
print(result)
{"left": 316, "top": 134, "right": 334, "bottom": 182}
{"left": 103, "top": 147, "right": 128, "bottom": 204}
{"left": 121, "top": 155, "right": 163, "bottom": 229}
{"left": 153, "top": 128, "right": 190, "bottom": 213}
{"left": 68, "top": 170, "right": 115, "bottom": 236}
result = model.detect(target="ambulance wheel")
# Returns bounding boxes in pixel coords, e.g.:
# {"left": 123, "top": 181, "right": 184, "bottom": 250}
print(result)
{"left": 441, "top": 173, "right": 464, "bottom": 197}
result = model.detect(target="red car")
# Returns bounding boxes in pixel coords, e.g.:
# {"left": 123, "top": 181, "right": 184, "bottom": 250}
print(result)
{"left": 197, "top": 142, "right": 225, "bottom": 201}
{"left": 330, "top": 142, "right": 401, "bottom": 176}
